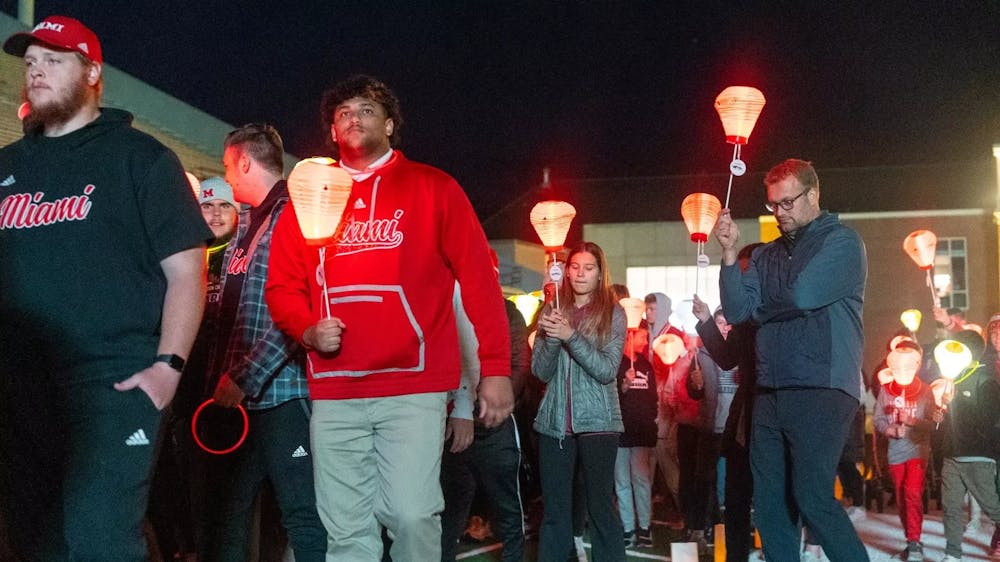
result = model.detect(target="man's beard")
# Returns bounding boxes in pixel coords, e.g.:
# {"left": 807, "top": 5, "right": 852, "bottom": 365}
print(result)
{"left": 21, "top": 74, "right": 93, "bottom": 133}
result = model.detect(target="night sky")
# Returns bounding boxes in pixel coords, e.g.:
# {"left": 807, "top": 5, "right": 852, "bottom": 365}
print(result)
{"left": 1, "top": 2, "right": 997, "bottom": 220}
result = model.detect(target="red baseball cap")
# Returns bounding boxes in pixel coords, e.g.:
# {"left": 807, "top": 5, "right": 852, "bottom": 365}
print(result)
{"left": 3, "top": 15, "right": 102, "bottom": 64}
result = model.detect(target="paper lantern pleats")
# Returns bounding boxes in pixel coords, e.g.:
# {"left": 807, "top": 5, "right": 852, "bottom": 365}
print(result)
{"left": 903, "top": 230, "right": 937, "bottom": 270}
{"left": 185, "top": 172, "right": 201, "bottom": 197}
{"left": 287, "top": 157, "right": 354, "bottom": 246}
{"left": 681, "top": 193, "right": 722, "bottom": 243}
{"left": 530, "top": 200, "right": 576, "bottom": 253}
{"left": 714, "top": 86, "right": 766, "bottom": 145}
{"left": 619, "top": 298, "right": 645, "bottom": 329}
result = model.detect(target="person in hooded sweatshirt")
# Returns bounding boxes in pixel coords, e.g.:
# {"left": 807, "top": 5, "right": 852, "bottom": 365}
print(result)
{"left": 0, "top": 16, "right": 209, "bottom": 560}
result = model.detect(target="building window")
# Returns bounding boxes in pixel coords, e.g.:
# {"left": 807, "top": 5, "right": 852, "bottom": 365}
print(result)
{"left": 625, "top": 265, "right": 721, "bottom": 332}
{"left": 934, "top": 237, "right": 967, "bottom": 310}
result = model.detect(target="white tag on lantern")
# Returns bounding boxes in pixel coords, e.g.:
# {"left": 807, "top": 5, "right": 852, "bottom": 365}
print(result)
{"left": 730, "top": 158, "right": 747, "bottom": 176}
{"left": 549, "top": 262, "right": 564, "bottom": 282}
{"left": 315, "top": 263, "right": 325, "bottom": 286}
{"left": 697, "top": 254, "right": 710, "bottom": 268}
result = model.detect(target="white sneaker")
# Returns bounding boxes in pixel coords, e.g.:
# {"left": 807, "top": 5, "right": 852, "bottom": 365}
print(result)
{"left": 846, "top": 505, "right": 867, "bottom": 522}
{"left": 801, "top": 551, "right": 823, "bottom": 562}
{"left": 574, "top": 535, "right": 588, "bottom": 562}
{"left": 940, "top": 555, "right": 962, "bottom": 562}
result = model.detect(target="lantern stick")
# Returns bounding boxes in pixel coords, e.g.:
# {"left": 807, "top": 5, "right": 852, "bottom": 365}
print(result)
{"left": 724, "top": 144, "right": 739, "bottom": 209}
{"left": 552, "top": 251, "right": 561, "bottom": 310}
{"left": 319, "top": 246, "right": 332, "bottom": 320}
{"left": 927, "top": 270, "right": 939, "bottom": 307}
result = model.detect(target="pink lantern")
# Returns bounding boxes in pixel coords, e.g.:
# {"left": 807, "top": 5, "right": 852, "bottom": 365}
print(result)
{"left": 185, "top": 172, "right": 201, "bottom": 197}
{"left": 287, "top": 157, "right": 354, "bottom": 246}
{"left": 652, "top": 333, "right": 685, "bottom": 365}
{"left": 903, "top": 230, "right": 937, "bottom": 270}
{"left": 714, "top": 86, "right": 766, "bottom": 209}
{"left": 681, "top": 193, "right": 722, "bottom": 243}
{"left": 903, "top": 230, "right": 938, "bottom": 306}
{"left": 619, "top": 298, "right": 645, "bottom": 329}
{"left": 530, "top": 200, "right": 576, "bottom": 253}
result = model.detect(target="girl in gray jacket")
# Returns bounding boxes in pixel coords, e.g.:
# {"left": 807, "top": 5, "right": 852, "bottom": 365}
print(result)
{"left": 532, "top": 241, "right": 627, "bottom": 562}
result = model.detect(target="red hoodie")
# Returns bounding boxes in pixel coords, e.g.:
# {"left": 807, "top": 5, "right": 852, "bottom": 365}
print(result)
{"left": 265, "top": 151, "right": 510, "bottom": 399}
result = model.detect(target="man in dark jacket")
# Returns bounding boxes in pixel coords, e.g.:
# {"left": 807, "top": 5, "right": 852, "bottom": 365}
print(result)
{"left": 714, "top": 159, "right": 868, "bottom": 561}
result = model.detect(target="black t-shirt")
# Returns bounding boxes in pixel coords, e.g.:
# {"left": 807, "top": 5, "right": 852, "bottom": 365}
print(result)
{"left": 0, "top": 108, "right": 211, "bottom": 382}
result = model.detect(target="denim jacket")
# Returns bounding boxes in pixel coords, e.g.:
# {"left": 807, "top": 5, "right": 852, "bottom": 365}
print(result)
{"left": 532, "top": 305, "right": 626, "bottom": 439}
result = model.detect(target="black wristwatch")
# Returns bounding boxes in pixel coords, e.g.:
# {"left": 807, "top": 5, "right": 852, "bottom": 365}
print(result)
{"left": 155, "top": 354, "right": 186, "bottom": 372}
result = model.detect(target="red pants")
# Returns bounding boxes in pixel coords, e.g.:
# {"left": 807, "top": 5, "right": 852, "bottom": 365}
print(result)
{"left": 888, "top": 458, "right": 927, "bottom": 542}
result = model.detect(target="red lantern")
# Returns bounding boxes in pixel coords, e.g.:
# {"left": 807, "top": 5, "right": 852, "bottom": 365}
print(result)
{"left": 530, "top": 200, "right": 576, "bottom": 253}
{"left": 681, "top": 193, "right": 722, "bottom": 243}
{"left": 16, "top": 102, "right": 30, "bottom": 121}
{"left": 903, "top": 230, "right": 937, "bottom": 270}
{"left": 287, "top": 157, "right": 354, "bottom": 246}
{"left": 714, "top": 86, "right": 766, "bottom": 145}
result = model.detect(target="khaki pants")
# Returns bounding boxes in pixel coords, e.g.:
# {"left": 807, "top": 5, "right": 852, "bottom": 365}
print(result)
{"left": 311, "top": 392, "right": 447, "bottom": 561}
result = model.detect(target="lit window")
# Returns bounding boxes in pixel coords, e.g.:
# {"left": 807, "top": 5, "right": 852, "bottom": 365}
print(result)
{"left": 934, "top": 237, "right": 967, "bottom": 309}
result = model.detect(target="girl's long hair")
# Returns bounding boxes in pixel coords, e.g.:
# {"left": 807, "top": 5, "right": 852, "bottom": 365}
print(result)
{"left": 549, "top": 241, "right": 616, "bottom": 347}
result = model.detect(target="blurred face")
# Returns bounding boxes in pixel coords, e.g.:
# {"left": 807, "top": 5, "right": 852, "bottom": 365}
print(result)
{"left": 330, "top": 96, "right": 393, "bottom": 159}
{"left": 22, "top": 44, "right": 97, "bottom": 128}
{"left": 631, "top": 328, "right": 649, "bottom": 353}
{"left": 222, "top": 146, "right": 247, "bottom": 202}
{"left": 201, "top": 200, "right": 237, "bottom": 240}
{"left": 766, "top": 176, "right": 817, "bottom": 235}
{"left": 990, "top": 325, "right": 1000, "bottom": 352}
{"left": 645, "top": 302, "right": 657, "bottom": 326}
{"left": 567, "top": 251, "right": 600, "bottom": 302}
{"left": 715, "top": 313, "right": 732, "bottom": 340}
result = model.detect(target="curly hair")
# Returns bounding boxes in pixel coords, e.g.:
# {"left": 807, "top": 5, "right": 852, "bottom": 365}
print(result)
{"left": 320, "top": 75, "right": 403, "bottom": 151}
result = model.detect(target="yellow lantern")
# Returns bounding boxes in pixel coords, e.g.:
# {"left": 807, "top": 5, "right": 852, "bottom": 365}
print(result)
{"left": 185, "top": 172, "right": 201, "bottom": 197}
{"left": 900, "top": 309, "right": 922, "bottom": 332}
{"left": 934, "top": 339, "right": 972, "bottom": 380}
{"left": 619, "top": 297, "right": 645, "bottom": 329}
{"left": 715, "top": 86, "right": 766, "bottom": 145}
{"left": 287, "top": 157, "right": 354, "bottom": 246}
{"left": 510, "top": 294, "right": 542, "bottom": 325}
{"left": 530, "top": 200, "right": 576, "bottom": 253}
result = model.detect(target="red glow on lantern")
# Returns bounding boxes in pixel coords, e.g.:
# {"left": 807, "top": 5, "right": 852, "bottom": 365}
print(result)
{"left": 681, "top": 193, "right": 722, "bottom": 243}
{"left": 714, "top": 86, "right": 766, "bottom": 145}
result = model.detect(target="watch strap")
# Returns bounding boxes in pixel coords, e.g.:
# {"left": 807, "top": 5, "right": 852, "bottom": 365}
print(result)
{"left": 155, "top": 353, "right": 186, "bottom": 372}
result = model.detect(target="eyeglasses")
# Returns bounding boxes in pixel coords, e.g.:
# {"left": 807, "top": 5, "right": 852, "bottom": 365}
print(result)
{"left": 765, "top": 188, "right": 810, "bottom": 213}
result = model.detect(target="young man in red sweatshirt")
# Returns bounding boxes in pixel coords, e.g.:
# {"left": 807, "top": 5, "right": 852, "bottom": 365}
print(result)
{"left": 265, "top": 75, "right": 513, "bottom": 561}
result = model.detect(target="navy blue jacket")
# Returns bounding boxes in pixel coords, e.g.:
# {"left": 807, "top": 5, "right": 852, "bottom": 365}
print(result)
{"left": 720, "top": 211, "right": 867, "bottom": 401}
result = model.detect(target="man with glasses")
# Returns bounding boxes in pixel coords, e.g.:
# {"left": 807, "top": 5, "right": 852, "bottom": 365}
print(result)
{"left": 714, "top": 159, "right": 868, "bottom": 561}
{"left": 202, "top": 124, "right": 326, "bottom": 561}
